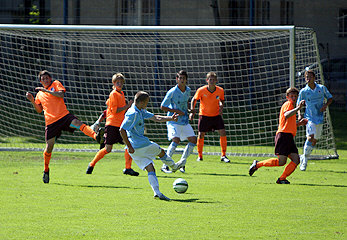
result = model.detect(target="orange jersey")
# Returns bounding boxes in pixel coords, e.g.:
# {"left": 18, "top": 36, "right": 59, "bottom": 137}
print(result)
{"left": 276, "top": 100, "right": 297, "bottom": 136}
{"left": 35, "top": 80, "right": 70, "bottom": 126}
{"left": 105, "top": 89, "right": 127, "bottom": 127}
{"left": 194, "top": 85, "right": 225, "bottom": 117}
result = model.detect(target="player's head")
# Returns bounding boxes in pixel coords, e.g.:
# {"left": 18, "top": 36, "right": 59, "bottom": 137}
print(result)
{"left": 176, "top": 70, "right": 188, "bottom": 86}
{"left": 112, "top": 73, "right": 125, "bottom": 90}
{"left": 286, "top": 87, "right": 299, "bottom": 103}
{"left": 206, "top": 72, "right": 218, "bottom": 86}
{"left": 304, "top": 70, "right": 315, "bottom": 84}
{"left": 135, "top": 91, "right": 149, "bottom": 109}
{"left": 38, "top": 70, "right": 52, "bottom": 87}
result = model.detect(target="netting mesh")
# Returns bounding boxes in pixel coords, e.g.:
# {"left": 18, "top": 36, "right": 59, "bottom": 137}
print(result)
{"left": 0, "top": 26, "right": 337, "bottom": 159}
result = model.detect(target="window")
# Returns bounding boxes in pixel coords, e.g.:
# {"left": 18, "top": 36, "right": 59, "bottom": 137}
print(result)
{"left": 338, "top": 9, "right": 347, "bottom": 37}
{"left": 280, "top": 0, "right": 294, "bottom": 25}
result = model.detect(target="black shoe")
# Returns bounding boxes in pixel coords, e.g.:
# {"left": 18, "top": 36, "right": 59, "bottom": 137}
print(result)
{"left": 86, "top": 165, "right": 94, "bottom": 174}
{"left": 95, "top": 128, "right": 104, "bottom": 144}
{"left": 179, "top": 166, "right": 186, "bottom": 173}
{"left": 43, "top": 170, "right": 49, "bottom": 183}
{"left": 221, "top": 156, "right": 230, "bottom": 163}
{"left": 123, "top": 168, "right": 139, "bottom": 176}
{"left": 197, "top": 157, "right": 203, "bottom": 162}
{"left": 249, "top": 160, "right": 258, "bottom": 176}
{"left": 276, "top": 178, "right": 290, "bottom": 184}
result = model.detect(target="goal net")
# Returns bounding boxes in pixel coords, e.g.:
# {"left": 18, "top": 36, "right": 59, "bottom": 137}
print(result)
{"left": 0, "top": 25, "right": 338, "bottom": 159}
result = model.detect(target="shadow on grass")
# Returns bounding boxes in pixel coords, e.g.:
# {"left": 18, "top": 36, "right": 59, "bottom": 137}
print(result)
{"left": 308, "top": 169, "right": 347, "bottom": 174}
{"left": 293, "top": 183, "right": 347, "bottom": 188}
{"left": 171, "top": 198, "right": 220, "bottom": 203}
{"left": 52, "top": 182, "right": 137, "bottom": 189}
{"left": 192, "top": 172, "right": 249, "bottom": 177}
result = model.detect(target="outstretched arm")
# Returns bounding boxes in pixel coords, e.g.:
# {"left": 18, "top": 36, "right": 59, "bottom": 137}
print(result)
{"left": 35, "top": 87, "right": 64, "bottom": 98}
{"left": 285, "top": 100, "right": 305, "bottom": 119}
{"left": 150, "top": 113, "right": 178, "bottom": 122}
{"left": 26, "top": 92, "right": 43, "bottom": 113}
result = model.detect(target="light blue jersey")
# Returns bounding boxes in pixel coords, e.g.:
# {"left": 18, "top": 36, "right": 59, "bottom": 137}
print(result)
{"left": 161, "top": 85, "right": 191, "bottom": 126}
{"left": 120, "top": 104, "right": 154, "bottom": 149}
{"left": 297, "top": 83, "right": 332, "bottom": 124}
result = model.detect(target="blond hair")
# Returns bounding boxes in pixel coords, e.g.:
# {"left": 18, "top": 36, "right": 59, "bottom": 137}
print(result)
{"left": 206, "top": 71, "right": 217, "bottom": 79}
{"left": 286, "top": 87, "right": 299, "bottom": 96}
{"left": 112, "top": 73, "right": 125, "bottom": 84}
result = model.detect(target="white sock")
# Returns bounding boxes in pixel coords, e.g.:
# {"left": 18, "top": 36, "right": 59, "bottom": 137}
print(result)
{"left": 303, "top": 140, "right": 314, "bottom": 164}
{"left": 159, "top": 154, "right": 175, "bottom": 167}
{"left": 167, "top": 141, "right": 178, "bottom": 157}
{"left": 179, "top": 142, "right": 196, "bottom": 166}
{"left": 148, "top": 172, "right": 160, "bottom": 196}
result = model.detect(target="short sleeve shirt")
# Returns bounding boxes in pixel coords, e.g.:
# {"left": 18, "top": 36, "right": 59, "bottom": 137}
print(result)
{"left": 106, "top": 89, "right": 127, "bottom": 127}
{"left": 161, "top": 85, "right": 190, "bottom": 126}
{"left": 35, "top": 80, "right": 69, "bottom": 126}
{"left": 194, "top": 85, "right": 224, "bottom": 117}
{"left": 297, "top": 83, "right": 332, "bottom": 124}
{"left": 276, "top": 100, "right": 297, "bottom": 137}
{"left": 120, "top": 104, "right": 154, "bottom": 149}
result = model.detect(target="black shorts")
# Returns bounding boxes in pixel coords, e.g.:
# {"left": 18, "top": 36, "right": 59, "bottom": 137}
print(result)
{"left": 198, "top": 115, "right": 225, "bottom": 132}
{"left": 274, "top": 132, "right": 298, "bottom": 156}
{"left": 104, "top": 125, "right": 123, "bottom": 145}
{"left": 45, "top": 113, "right": 77, "bottom": 141}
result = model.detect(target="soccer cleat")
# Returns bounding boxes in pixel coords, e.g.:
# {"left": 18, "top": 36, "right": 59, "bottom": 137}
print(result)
{"left": 171, "top": 161, "right": 185, "bottom": 173}
{"left": 161, "top": 164, "right": 172, "bottom": 174}
{"left": 95, "top": 128, "right": 104, "bottom": 144}
{"left": 276, "top": 178, "right": 290, "bottom": 184}
{"left": 249, "top": 160, "right": 258, "bottom": 176}
{"left": 123, "top": 168, "right": 139, "bottom": 176}
{"left": 154, "top": 193, "right": 171, "bottom": 201}
{"left": 43, "top": 170, "right": 49, "bottom": 183}
{"left": 221, "top": 156, "right": 230, "bottom": 163}
{"left": 179, "top": 166, "right": 186, "bottom": 173}
{"left": 86, "top": 165, "right": 94, "bottom": 174}
{"left": 196, "top": 157, "right": 203, "bottom": 162}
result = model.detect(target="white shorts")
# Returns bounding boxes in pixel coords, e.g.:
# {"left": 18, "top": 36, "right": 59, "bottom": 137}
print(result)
{"left": 306, "top": 121, "right": 323, "bottom": 140}
{"left": 129, "top": 142, "right": 162, "bottom": 170}
{"left": 167, "top": 123, "right": 196, "bottom": 141}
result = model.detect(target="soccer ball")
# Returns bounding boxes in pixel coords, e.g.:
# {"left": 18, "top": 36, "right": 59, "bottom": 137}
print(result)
{"left": 173, "top": 178, "right": 188, "bottom": 194}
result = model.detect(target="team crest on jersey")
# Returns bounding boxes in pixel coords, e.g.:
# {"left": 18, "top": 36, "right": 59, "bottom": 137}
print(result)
{"left": 216, "top": 96, "right": 219, "bottom": 99}
{"left": 50, "top": 87, "right": 55, "bottom": 92}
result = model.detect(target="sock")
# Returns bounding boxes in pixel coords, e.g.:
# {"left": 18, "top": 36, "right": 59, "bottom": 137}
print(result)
{"left": 148, "top": 171, "right": 160, "bottom": 196}
{"left": 280, "top": 161, "right": 297, "bottom": 180}
{"left": 159, "top": 154, "right": 175, "bottom": 167}
{"left": 179, "top": 142, "right": 196, "bottom": 166}
{"left": 79, "top": 123, "right": 96, "bottom": 140}
{"left": 257, "top": 158, "right": 279, "bottom": 168}
{"left": 197, "top": 138, "right": 204, "bottom": 158}
{"left": 124, "top": 148, "right": 132, "bottom": 169}
{"left": 43, "top": 151, "right": 52, "bottom": 172}
{"left": 303, "top": 140, "right": 314, "bottom": 163}
{"left": 220, "top": 136, "right": 227, "bottom": 156}
{"left": 89, "top": 148, "right": 108, "bottom": 167}
{"left": 167, "top": 141, "right": 178, "bottom": 158}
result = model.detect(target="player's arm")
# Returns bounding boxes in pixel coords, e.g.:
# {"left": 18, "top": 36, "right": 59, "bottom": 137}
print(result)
{"left": 25, "top": 92, "right": 43, "bottom": 113}
{"left": 285, "top": 100, "right": 305, "bottom": 119}
{"left": 35, "top": 87, "right": 64, "bottom": 98}
{"left": 116, "top": 100, "right": 133, "bottom": 113}
{"left": 150, "top": 113, "right": 178, "bottom": 122}
{"left": 321, "top": 97, "right": 333, "bottom": 112}
{"left": 189, "top": 97, "right": 198, "bottom": 120}
{"left": 219, "top": 99, "right": 225, "bottom": 115}
{"left": 120, "top": 128, "right": 134, "bottom": 153}
{"left": 160, "top": 106, "right": 185, "bottom": 116}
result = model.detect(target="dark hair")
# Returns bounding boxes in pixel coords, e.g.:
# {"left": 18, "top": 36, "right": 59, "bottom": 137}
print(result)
{"left": 305, "top": 70, "right": 316, "bottom": 78}
{"left": 177, "top": 70, "right": 188, "bottom": 80}
{"left": 286, "top": 87, "right": 299, "bottom": 96}
{"left": 135, "top": 91, "right": 149, "bottom": 104}
{"left": 38, "top": 70, "right": 52, "bottom": 81}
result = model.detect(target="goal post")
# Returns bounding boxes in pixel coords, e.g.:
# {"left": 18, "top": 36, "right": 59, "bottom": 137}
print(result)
{"left": 0, "top": 24, "right": 338, "bottom": 159}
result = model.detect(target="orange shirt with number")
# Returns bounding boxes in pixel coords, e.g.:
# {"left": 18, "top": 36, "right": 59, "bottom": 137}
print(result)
{"left": 276, "top": 100, "right": 297, "bottom": 136}
{"left": 194, "top": 85, "right": 225, "bottom": 117}
{"left": 105, "top": 89, "right": 127, "bottom": 127}
{"left": 35, "top": 80, "right": 70, "bottom": 126}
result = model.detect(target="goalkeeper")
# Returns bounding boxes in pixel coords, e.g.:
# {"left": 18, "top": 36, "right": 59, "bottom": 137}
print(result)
{"left": 25, "top": 70, "right": 99, "bottom": 184}
{"left": 86, "top": 73, "right": 138, "bottom": 176}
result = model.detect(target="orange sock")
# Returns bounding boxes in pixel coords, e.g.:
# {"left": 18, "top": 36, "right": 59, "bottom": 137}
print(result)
{"left": 220, "top": 136, "right": 227, "bottom": 156}
{"left": 257, "top": 158, "right": 279, "bottom": 168}
{"left": 280, "top": 161, "right": 297, "bottom": 180}
{"left": 125, "top": 149, "right": 132, "bottom": 169}
{"left": 197, "top": 138, "right": 204, "bottom": 158}
{"left": 90, "top": 148, "right": 108, "bottom": 167}
{"left": 43, "top": 151, "right": 52, "bottom": 172}
{"left": 80, "top": 124, "right": 96, "bottom": 140}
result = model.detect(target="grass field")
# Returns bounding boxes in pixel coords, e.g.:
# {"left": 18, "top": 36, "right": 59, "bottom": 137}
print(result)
{"left": 0, "top": 150, "right": 346, "bottom": 239}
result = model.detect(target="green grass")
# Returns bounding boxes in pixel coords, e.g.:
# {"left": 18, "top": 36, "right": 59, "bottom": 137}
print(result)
{"left": 0, "top": 151, "right": 346, "bottom": 239}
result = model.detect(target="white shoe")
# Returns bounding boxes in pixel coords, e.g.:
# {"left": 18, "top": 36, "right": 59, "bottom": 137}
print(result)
{"left": 171, "top": 161, "right": 185, "bottom": 173}
{"left": 221, "top": 156, "right": 230, "bottom": 163}
{"left": 154, "top": 193, "right": 171, "bottom": 201}
{"left": 160, "top": 164, "right": 172, "bottom": 174}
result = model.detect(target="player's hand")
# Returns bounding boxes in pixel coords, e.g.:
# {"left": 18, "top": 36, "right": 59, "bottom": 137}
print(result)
{"left": 26, "top": 92, "right": 34, "bottom": 102}
{"left": 176, "top": 110, "right": 185, "bottom": 116}
{"left": 298, "top": 100, "right": 305, "bottom": 109}
{"left": 189, "top": 113, "right": 195, "bottom": 121}
{"left": 171, "top": 113, "right": 179, "bottom": 122}
{"left": 128, "top": 146, "right": 135, "bottom": 154}
{"left": 35, "top": 87, "right": 46, "bottom": 92}
{"left": 297, "top": 118, "right": 308, "bottom": 126}
{"left": 320, "top": 104, "right": 328, "bottom": 112}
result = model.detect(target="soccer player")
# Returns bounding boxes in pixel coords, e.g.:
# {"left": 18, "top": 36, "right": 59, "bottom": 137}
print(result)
{"left": 120, "top": 91, "right": 184, "bottom": 201}
{"left": 25, "top": 70, "right": 99, "bottom": 184}
{"left": 297, "top": 70, "right": 333, "bottom": 171}
{"left": 86, "top": 73, "right": 139, "bottom": 176}
{"left": 190, "top": 72, "right": 229, "bottom": 163}
{"left": 160, "top": 70, "right": 197, "bottom": 174}
{"left": 249, "top": 87, "right": 307, "bottom": 184}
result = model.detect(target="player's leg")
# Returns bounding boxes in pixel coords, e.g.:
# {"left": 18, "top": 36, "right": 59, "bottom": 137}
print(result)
{"left": 277, "top": 153, "right": 299, "bottom": 184}
{"left": 42, "top": 137, "right": 55, "bottom": 183}
{"left": 197, "top": 132, "right": 205, "bottom": 161}
{"left": 218, "top": 128, "right": 229, "bottom": 163}
{"left": 161, "top": 138, "right": 179, "bottom": 174}
{"left": 300, "top": 122, "right": 321, "bottom": 171}
{"left": 123, "top": 149, "right": 139, "bottom": 176}
{"left": 158, "top": 148, "right": 184, "bottom": 172}
{"left": 70, "top": 118, "right": 97, "bottom": 140}
{"left": 177, "top": 125, "right": 197, "bottom": 173}
{"left": 86, "top": 144, "right": 112, "bottom": 174}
